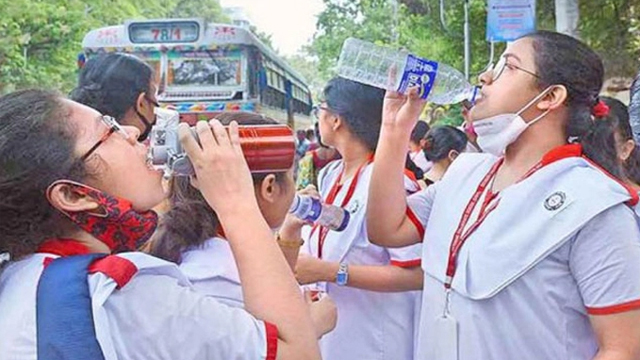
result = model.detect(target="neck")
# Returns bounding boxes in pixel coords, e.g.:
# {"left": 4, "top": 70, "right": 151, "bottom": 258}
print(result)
{"left": 409, "top": 143, "right": 421, "bottom": 153}
{"left": 494, "top": 123, "right": 566, "bottom": 192}
{"left": 334, "top": 137, "right": 372, "bottom": 180}
{"left": 64, "top": 230, "right": 111, "bottom": 254}
{"left": 425, "top": 160, "right": 448, "bottom": 182}
{"left": 504, "top": 124, "right": 567, "bottom": 175}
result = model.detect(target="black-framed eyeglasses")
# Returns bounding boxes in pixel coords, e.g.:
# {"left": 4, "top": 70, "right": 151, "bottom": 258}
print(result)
{"left": 80, "top": 115, "right": 131, "bottom": 161}
{"left": 312, "top": 105, "right": 332, "bottom": 120}
{"left": 488, "top": 55, "right": 540, "bottom": 82}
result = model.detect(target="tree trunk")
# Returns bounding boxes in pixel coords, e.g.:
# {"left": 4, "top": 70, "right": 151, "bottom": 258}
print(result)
{"left": 555, "top": 0, "right": 580, "bottom": 38}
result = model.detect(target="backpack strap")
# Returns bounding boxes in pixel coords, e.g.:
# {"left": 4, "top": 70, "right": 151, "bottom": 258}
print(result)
{"left": 37, "top": 254, "right": 107, "bottom": 360}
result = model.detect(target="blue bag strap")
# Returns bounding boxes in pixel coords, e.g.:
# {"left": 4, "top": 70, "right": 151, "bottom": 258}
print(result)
{"left": 36, "top": 254, "right": 107, "bottom": 360}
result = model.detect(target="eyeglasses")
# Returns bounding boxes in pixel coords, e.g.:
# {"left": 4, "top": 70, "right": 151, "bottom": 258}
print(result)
{"left": 80, "top": 115, "right": 131, "bottom": 161}
{"left": 312, "top": 105, "right": 332, "bottom": 120}
{"left": 488, "top": 56, "right": 540, "bottom": 82}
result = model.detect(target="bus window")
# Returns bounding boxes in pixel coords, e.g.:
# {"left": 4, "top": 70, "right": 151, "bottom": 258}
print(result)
{"left": 166, "top": 50, "right": 242, "bottom": 87}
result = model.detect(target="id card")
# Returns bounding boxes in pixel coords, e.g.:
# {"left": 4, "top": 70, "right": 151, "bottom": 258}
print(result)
{"left": 433, "top": 313, "right": 458, "bottom": 360}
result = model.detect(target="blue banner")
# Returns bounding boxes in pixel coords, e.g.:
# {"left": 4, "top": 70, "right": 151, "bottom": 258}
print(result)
{"left": 486, "top": 0, "right": 536, "bottom": 42}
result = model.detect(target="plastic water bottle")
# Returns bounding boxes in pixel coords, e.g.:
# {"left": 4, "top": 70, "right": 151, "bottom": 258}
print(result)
{"left": 336, "top": 38, "right": 479, "bottom": 105}
{"left": 289, "top": 195, "right": 350, "bottom": 231}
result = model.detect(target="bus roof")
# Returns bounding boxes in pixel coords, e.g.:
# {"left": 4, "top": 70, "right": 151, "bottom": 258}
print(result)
{"left": 82, "top": 18, "right": 310, "bottom": 90}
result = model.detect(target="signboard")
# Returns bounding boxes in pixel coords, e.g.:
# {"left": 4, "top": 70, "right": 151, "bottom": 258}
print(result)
{"left": 129, "top": 21, "right": 200, "bottom": 44}
{"left": 486, "top": 0, "right": 536, "bottom": 42}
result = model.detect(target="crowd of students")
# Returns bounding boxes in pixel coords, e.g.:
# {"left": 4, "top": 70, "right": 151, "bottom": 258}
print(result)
{"left": 2, "top": 30, "right": 640, "bottom": 360}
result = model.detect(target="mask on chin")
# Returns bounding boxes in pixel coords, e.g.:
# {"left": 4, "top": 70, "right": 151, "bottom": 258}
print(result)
{"left": 473, "top": 87, "right": 553, "bottom": 156}
{"left": 46, "top": 180, "right": 158, "bottom": 253}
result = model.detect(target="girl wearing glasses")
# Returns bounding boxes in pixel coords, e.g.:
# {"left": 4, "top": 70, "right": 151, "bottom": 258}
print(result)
{"left": 70, "top": 53, "right": 160, "bottom": 141}
{"left": 368, "top": 30, "right": 640, "bottom": 359}
{"left": 0, "top": 91, "right": 322, "bottom": 359}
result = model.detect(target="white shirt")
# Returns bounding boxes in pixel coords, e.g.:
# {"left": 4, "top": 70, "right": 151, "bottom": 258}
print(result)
{"left": 406, "top": 152, "right": 640, "bottom": 359}
{"left": 410, "top": 150, "right": 432, "bottom": 173}
{"left": 179, "top": 237, "right": 244, "bottom": 308}
{"left": 0, "top": 252, "right": 277, "bottom": 360}
{"left": 304, "top": 160, "right": 422, "bottom": 360}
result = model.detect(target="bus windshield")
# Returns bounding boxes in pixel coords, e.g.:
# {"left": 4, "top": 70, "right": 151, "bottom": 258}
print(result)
{"left": 167, "top": 49, "right": 242, "bottom": 88}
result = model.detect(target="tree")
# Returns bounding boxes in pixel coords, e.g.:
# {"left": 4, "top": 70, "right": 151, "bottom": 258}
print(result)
{"left": 0, "top": 0, "right": 231, "bottom": 94}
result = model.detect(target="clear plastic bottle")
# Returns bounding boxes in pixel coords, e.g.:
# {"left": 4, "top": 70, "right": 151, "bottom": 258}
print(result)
{"left": 336, "top": 37, "right": 479, "bottom": 105}
{"left": 289, "top": 194, "right": 350, "bottom": 232}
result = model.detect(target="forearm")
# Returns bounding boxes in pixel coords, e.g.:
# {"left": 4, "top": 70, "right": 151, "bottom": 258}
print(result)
{"left": 318, "top": 261, "right": 423, "bottom": 292}
{"left": 220, "top": 205, "right": 318, "bottom": 355}
{"left": 367, "top": 124, "right": 420, "bottom": 247}
{"left": 278, "top": 219, "right": 305, "bottom": 271}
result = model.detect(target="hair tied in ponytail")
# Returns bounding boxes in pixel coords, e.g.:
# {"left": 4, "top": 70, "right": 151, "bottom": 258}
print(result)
{"left": 422, "top": 138, "right": 432, "bottom": 151}
{"left": 592, "top": 100, "right": 610, "bottom": 118}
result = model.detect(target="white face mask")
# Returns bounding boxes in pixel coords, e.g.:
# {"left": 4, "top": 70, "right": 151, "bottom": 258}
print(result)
{"left": 474, "top": 88, "right": 553, "bottom": 156}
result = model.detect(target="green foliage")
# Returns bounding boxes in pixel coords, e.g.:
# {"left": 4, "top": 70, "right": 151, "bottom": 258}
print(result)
{"left": 0, "top": 0, "right": 228, "bottom": 94}
{"left": 305, "top": 0, "right": 640, "bottom": 121}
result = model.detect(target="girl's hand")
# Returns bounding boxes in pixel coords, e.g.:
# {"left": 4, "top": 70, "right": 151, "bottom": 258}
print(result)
{"left": 179, "top": 120, "right": 257, "bottom": 218}
{"left": 306, "top": 291, "right": 337, "bottom": 339}
{"left": 382, "top": 86, "right": 428, "bottom": 132}
{"left": 295, "top": 254, "right": 336, "bottom": 285}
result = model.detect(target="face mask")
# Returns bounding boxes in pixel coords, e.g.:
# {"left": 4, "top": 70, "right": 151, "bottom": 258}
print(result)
{"left": 473, "top": 87, "right": 553, "bottom": 156}
{"left": 46, "top": 181, "right": 158, "bottom": 253}
{"left": 135, "top": 96, "right": 160, "bottom": 141}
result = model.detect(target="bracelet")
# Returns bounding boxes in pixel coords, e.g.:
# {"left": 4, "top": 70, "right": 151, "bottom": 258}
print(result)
{"left": 275, "top": 232, "right": 305, "bottom": 249}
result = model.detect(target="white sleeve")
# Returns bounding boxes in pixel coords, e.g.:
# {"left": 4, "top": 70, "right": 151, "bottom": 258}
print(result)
{"left": 405, "top": 183, "right": 438, "bottom": 241}
{"left": 387, "top": 243, "right": 422, "bottom": 268}
{"left": 570, "top": 204, "right": 640, "bottom": 315}
{"left": 104, "top": 274, "right": 278, "bottom": 360}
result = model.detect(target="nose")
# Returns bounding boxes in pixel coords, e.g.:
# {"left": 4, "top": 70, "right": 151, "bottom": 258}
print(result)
{"left": 123, "top": 125, "right": 141, "bottom": 145}
{"left": 477, "top": 68, "right": 492, "bottom": 87}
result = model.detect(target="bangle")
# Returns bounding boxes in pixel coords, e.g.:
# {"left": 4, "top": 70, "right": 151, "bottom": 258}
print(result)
{"left": 275, "top": 232, "right": 305, "bottom": 249}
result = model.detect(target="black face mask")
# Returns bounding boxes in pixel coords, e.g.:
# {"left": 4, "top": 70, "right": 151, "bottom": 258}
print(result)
{"left": 314, "top": 122, "right": 328, "bottom": 148}
{"left": 135, "top": 95, "right": 159, "bottom": 141}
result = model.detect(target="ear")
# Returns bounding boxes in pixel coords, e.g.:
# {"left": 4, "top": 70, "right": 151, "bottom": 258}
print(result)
{"left": 621, "top": 139, "right": 636, "bottom": 162}
{"left": 136, "top": 92, "right": 147, "bottom": 112}
{"left": 419, "top": 139, "right": 427, "bottom": 149}
{"left": 47, "top": 183, "right": 102, "bottom": 215}
{"left": 331, "top": 113, "right": 343, "bottom": 132}
{"left": 448, "top": 150, "right": 460, "bottom": 162}
{"left": 537, "top": 85, "right": 568, "bottom": 111}
{"left": 257, "top": 174, "right": 278, "bottom": 204}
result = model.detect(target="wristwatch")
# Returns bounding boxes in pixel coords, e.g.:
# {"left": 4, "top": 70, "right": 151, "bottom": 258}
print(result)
{"left": 336, "top": 263, "right": 349, "bottom": 286}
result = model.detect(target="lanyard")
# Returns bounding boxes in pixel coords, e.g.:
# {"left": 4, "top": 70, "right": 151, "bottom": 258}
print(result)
{"left": 443, "top": 144, "right": 584, "bottom": 290}
{"left": 312, "top": 157, "right": 372, "bottom": 259}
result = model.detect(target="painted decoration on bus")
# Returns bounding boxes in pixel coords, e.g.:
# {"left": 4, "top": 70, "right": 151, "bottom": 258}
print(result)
{"left": 166, "top": 50, "right": 243, "bottom": 87}
{"left": 164, "top": 101, "right": 256, "bottom": 113}
{"left": 129, "top": 21, "right": 200, "bottom": 44}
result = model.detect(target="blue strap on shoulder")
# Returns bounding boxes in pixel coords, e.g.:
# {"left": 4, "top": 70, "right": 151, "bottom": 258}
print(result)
{"left": 36, "top": 254, "right": 107, "bottom": 360}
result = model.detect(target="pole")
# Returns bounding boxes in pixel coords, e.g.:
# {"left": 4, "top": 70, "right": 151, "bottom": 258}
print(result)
{"left": 463, "top": 0, "right": 470, "bottom": 80}
{"left": 391, "top": 0, "right": 399, "bottom": 45}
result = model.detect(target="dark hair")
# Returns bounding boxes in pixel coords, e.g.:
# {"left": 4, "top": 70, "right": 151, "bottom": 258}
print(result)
{"left": 405, "top": 155, "right": 424, "bottom": 180}
{"left": 524, "top": 31, "right": 622, "bottom": 177}
{"left": 0, "top": 90, "right": 87, "bottom": 259}
{"left": 423, "top": 125, "right": 467, "bottom": 162}
{"left": 306, "top": 128, "right": 315, "bottom": 140}
{"left": 322, "top": 77, "right": 385, "bottom": 151}
{"left": 410, "top": 121, "right": 430, "bottom": 144}
{"left": 600, "top": 97, "right": 640, "bottom": 185}
{"left": 147, "top": 112, "right": 290, "bottom": 264}
{"left": 69, "top": 53, "right": 154, "bottom": 122}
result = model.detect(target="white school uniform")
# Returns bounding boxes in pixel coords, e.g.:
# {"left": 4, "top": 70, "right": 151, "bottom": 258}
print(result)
{"left": 410, "top": 150, "right": 432, "bottom": 173}
{"left": 405, "top": 149, "right": 640, "bottom": 359}
{"left": 179, "top": 237, "right": 244, "bottom": 308}
{"left": 303, "top": 160, "right": 422, "bottom": 360}
{"left": 0, "top": 251, "right": 277, "bottom": 360}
